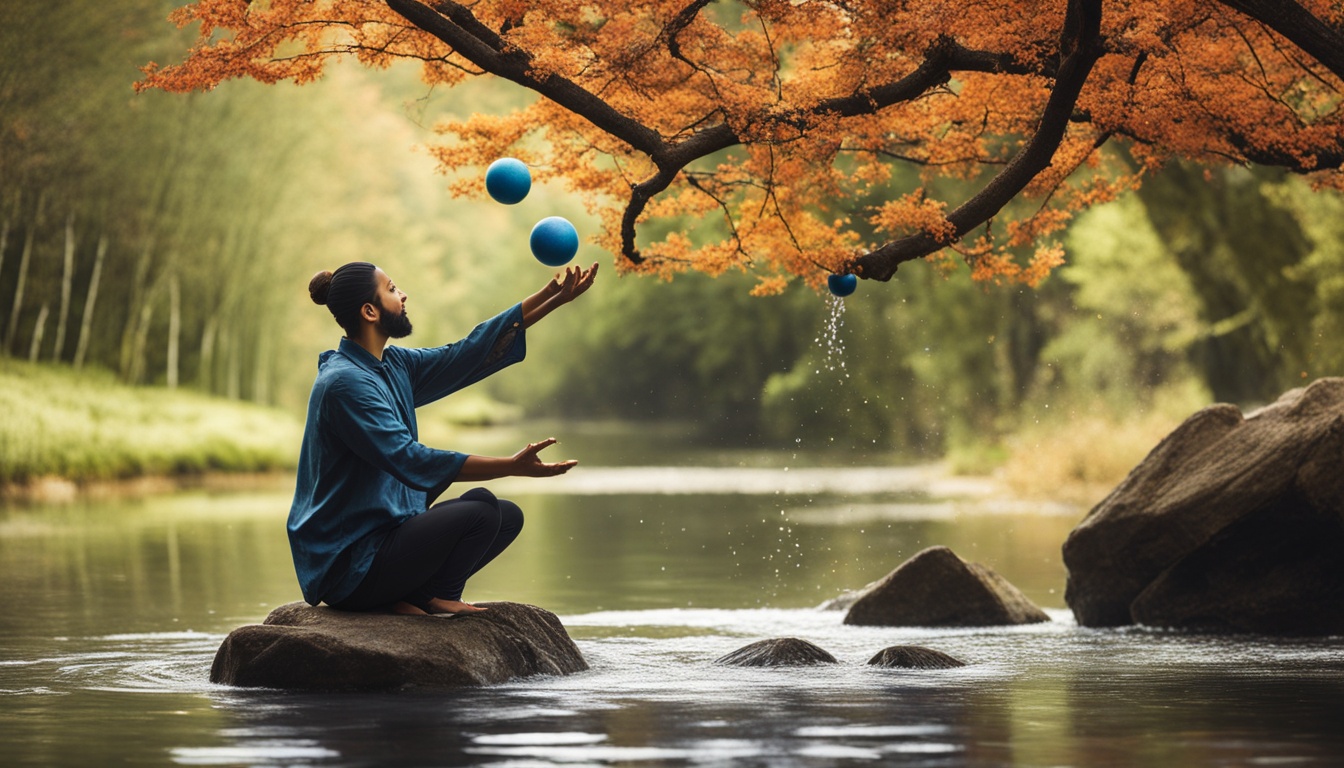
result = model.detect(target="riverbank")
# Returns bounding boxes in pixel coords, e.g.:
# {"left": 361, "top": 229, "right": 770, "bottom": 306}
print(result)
{"left": 2, "top": 357, "right": 1186, "bottom": 509}
{"left": 0, "top": 359, "right": 303, "bottom": 499}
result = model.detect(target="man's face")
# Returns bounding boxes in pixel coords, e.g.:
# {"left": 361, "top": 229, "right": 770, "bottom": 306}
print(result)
{"left": 371, "top": 268, "right": 412, "bottom": 338}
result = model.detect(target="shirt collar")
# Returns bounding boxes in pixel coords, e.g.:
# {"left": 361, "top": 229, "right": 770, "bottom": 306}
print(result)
{"left": 335, "top": 336, "right": 385, "bottom": 372}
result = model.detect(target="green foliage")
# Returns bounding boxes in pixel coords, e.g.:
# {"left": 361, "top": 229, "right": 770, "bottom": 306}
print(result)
{"left": 1260, "top": 177, "right": 1344, "bottom": 380}
{"left": 0, "top": 358, "right": 302, "bottom": 484}
{"left": 1132, "top": 164, "right": 1323, "bottom": 403}
{"left": 492, "top": 267, "right": 820, "bottom": 437}
{"left": 1036, "top": 193, "right": 1205, "bottom": 412}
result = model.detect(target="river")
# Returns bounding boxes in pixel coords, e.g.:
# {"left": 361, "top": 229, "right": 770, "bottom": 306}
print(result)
{"left": 2, "top": 423, "right": 1341, "bottom": 766}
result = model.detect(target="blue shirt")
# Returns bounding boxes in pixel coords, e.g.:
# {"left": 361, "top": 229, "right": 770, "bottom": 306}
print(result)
{"left": 287, "top": 304, "right": 527, "bottom": 605}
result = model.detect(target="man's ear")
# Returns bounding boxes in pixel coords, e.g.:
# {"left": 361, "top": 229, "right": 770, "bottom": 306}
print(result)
{"left": 360, "top": 302, "right": 379, "bottom": 323}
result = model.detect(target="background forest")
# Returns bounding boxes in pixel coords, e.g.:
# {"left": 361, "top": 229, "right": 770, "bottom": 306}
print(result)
{"left": 3, "top": 1, "right": 1343, "bottom": 493}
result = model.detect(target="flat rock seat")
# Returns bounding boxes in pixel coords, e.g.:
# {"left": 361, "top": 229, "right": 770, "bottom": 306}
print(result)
{"left": 210, "top": 601, "right": 588, "bottom": 691}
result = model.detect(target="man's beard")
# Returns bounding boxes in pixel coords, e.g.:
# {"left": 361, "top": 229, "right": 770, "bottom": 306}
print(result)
{"left": 379, "top": 308, "right": 413, "bottom": 338}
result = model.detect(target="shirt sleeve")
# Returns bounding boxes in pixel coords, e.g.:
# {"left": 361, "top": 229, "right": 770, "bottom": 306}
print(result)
{"left": 400, "top": 304, "right": 527, "bottom": 408}
{"left": 324, "top": 375, "right": 467, "bottom": 492}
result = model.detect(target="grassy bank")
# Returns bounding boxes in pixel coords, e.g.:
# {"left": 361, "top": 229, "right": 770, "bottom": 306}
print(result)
{"left": 971, "top": 383, "right": 1212, "bottom": 506}
{"left": 0, "top": 359, "right": 303, "bottom": 487}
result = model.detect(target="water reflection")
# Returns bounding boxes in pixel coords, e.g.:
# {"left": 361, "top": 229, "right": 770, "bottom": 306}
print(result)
{"left": 2, "top": 449, "right": 1343, "bottom": 767}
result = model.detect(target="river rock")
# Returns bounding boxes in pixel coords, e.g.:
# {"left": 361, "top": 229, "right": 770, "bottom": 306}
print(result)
{"left": 1063, "top": 378, "right": 1344, "bottom": 635}
{"left": 713, "top": 638, "right": 838, "bottom": 667}
{"left": 841, "top": 546, "right": 1050, "bottom": 627}
{"left": 210, "top": 601, "right": 588, "bottom": 691}
{"left": 867, "top": 645, "right": 966, "bottom": 669}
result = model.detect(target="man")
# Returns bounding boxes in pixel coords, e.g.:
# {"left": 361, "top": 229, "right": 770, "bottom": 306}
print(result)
{"left": 290, "top": 260, "right": 597, "bottom": 615}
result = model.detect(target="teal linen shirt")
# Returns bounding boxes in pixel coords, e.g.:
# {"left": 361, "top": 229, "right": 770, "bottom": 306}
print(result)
{"left": 287, "top": 304, "right": 527, "bottom": 605}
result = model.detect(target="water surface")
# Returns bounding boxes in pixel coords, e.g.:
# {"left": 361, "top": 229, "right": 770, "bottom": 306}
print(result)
{"left": 2, "top": 431, "right": 1341, "bottom": 766}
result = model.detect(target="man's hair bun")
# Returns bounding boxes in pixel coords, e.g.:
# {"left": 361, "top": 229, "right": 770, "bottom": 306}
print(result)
{"left": 309, "top": 270, "right": 334, "bottom": 305}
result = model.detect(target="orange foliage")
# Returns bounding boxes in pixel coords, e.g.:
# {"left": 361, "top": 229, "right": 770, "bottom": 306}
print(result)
{"left": 139, "top": 0, "right": 1344, "bottom": 291}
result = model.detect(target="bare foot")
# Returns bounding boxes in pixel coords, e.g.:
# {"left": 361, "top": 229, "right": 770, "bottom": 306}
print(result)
{"left": 424, "top": 598, "right": 488, "bottom": 615}
{"left": 391, "top": 601, "right": 428, "bottom": 615}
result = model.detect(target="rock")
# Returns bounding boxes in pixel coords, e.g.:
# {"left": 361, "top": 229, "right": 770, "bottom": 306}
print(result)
{"left": 867, "top": 645, "right": 966, "bottom": 669}
{"left": 713, "top": 638, "right": 838, "bottom": 667}
{"left": 817, "top": 586, "right": 869, "bottom": 612}
{"left": 1063, "top": 378, "right": 1344, "bottom": 635}
{"left": 210, "top": 601, "right": 588, "bottom": 691}
{"left": 841, "top": 546, "right": 1050, "bottom": 627}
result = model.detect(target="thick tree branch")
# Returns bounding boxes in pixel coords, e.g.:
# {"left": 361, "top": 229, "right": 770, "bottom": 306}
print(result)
{"left": 389, "top": 0, "right": 668, "bottom": 158}
{"left": 1217, "top": 0, "right": 1344, "bottom": 82}
{"left": 850, "top": 0, "right": 1105, "bottom": 281}
{"left": 620, "top": 39, "right": 1048, "bottom": 263}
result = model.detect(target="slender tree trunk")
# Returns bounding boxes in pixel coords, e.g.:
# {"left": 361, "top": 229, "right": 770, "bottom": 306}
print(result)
{"left": 252, "top": 333, "right": 270, "bottom": 405}
{"left": 167, "top": 272, "right": 180, "bottom": 389}
{"left": 27, "top": 302, "right": 49, "bottom": 362}
{"left": 0, "top": 191, "right": 20, "bottom": 304}
{"left": 226, "top": 329, "right": 240, "bottom": 400}
{"left": 0, "top": 212, "right": 9, "bottom": 289}
{"left": 52, "top": 212, "right": 75, "bottom": 362}
{"left": 128, "top": 284, "right": 158, "bottom": 385}
{"left": 120, "top": 236, "right": 154, "bottom": 379}
{"left": 73, "top": 235, "right": 107, "bottom": 370}
{"left": 4, "top": 194, "right": 43, "bottom": 354}
{"left": 198, "top": 315, "right": 216, "bottom": 393}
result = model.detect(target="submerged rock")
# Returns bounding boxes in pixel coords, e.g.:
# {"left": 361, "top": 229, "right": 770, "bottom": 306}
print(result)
{"left": 714, "top": 638, "right": 838, "bottom": 667}
{"left": 867, "top": 645, "right": 966, "bottom": 670}
{"left": 841, "top": 546, "right": 1050, "bottom": 627}
{"left": 210, "top": 601, "right": 588, "bottom": 691}
{"left": 1063, "top": 378, "right": 1344, "bottom": 635}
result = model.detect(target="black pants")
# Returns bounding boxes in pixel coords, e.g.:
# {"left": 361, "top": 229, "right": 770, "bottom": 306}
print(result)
{"left": 331, "top": 487, "right": 523, "bottom": 612}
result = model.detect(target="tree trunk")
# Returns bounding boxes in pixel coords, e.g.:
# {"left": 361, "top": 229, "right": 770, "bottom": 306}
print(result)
{"left": 4, "top": 194, "right": 42, "bottom": 355}
{"left": 128, "top": 285, "right": 158, "bottom": 385}
{"left": 225, "top": 329, "right": 241, "bottom": 400}
{"left": 252, "top": 333, "right": 270, "bottom": 405}
{"left": 120, "top": 236, "right": 154, "bottom": 379}
{"left": 52, "top": 212, "right": 75, "bottom": 362}
{"left": 73, "top": 234, "right": 107, "bottom": 370}
{"left": 167, "top": 272, "right": 180, "bottom": 389}
{"left": 0, "top": 191, "right": 19, "bottom": 308}
{"left": 199, "top": 315, "right": 217, "bottom": 393}
{"left": 27, "top": 302, "right": 49, "bottom": 363}
{"left": 0, "top": 212, "right": 9, "bottom": 291}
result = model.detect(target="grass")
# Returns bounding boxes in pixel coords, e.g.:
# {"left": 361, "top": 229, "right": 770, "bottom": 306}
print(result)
{"left": 0, "top": 358, "right": 303, "bottom": 487}
{"left": 993, "top": 384, "right": 1212, "bottom": 506}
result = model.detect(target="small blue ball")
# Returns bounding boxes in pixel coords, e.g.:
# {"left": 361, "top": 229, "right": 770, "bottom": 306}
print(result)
{"left": 828, "top": 273, "right": 858, "bottom": 297}
{"left": 530, "top": 216, "right": 579, "bottom": 267}
{"left": 485, "top": 157, "right": 531, "bottom": 205}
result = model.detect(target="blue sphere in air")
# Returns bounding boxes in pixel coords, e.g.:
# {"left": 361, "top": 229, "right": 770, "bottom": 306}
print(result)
{"left": 530, "top": 216, "right": 579, "bottom": 267}
{"left": 485, "top": 157, "right": 531, "bottom": 204}
{"left": 828, "top": 273, "right": 858, "bottom": 297}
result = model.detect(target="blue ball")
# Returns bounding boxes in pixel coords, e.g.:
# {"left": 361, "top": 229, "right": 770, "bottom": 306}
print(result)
{"left": 485, "top": 157, "right": 531, "bottom": 205}
{"left": 530, "top": 216, "right": 579, "bottom": 267}
{"left": 828, "top": 273, "right": 858, "bottom": 297}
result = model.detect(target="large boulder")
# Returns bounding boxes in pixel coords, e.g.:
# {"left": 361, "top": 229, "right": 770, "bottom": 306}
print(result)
{"left": 1063, "top": 378, "right": 1344, "bottom": 635}
{"left": 210, "top": 601, "right": 588, "bottom": 691}
{"left": 839, "top": 546, "right": 1050, "bottom": 627}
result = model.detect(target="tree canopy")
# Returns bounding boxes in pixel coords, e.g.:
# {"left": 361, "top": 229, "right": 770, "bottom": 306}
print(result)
{"left": 138, "top": 0, "right": 1344, "bottom": 293}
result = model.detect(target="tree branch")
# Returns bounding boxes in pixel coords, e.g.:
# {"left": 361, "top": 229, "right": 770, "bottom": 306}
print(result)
{"left": 1216, "top": 0, "right": 1344, "bottom": 82}
{"left": 850, "top": 0, "right": 1105, "bottom": 281}
{"left": 619, "top": 38, "right": 1046, "bottom": 263}
{"left": 389, "top": 0, "right": 668, "bottom": 157}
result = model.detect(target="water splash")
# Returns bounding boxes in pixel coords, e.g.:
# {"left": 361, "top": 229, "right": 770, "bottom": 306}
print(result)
{"left": 813, "top": 294, "right": 848, "bottom": 386}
